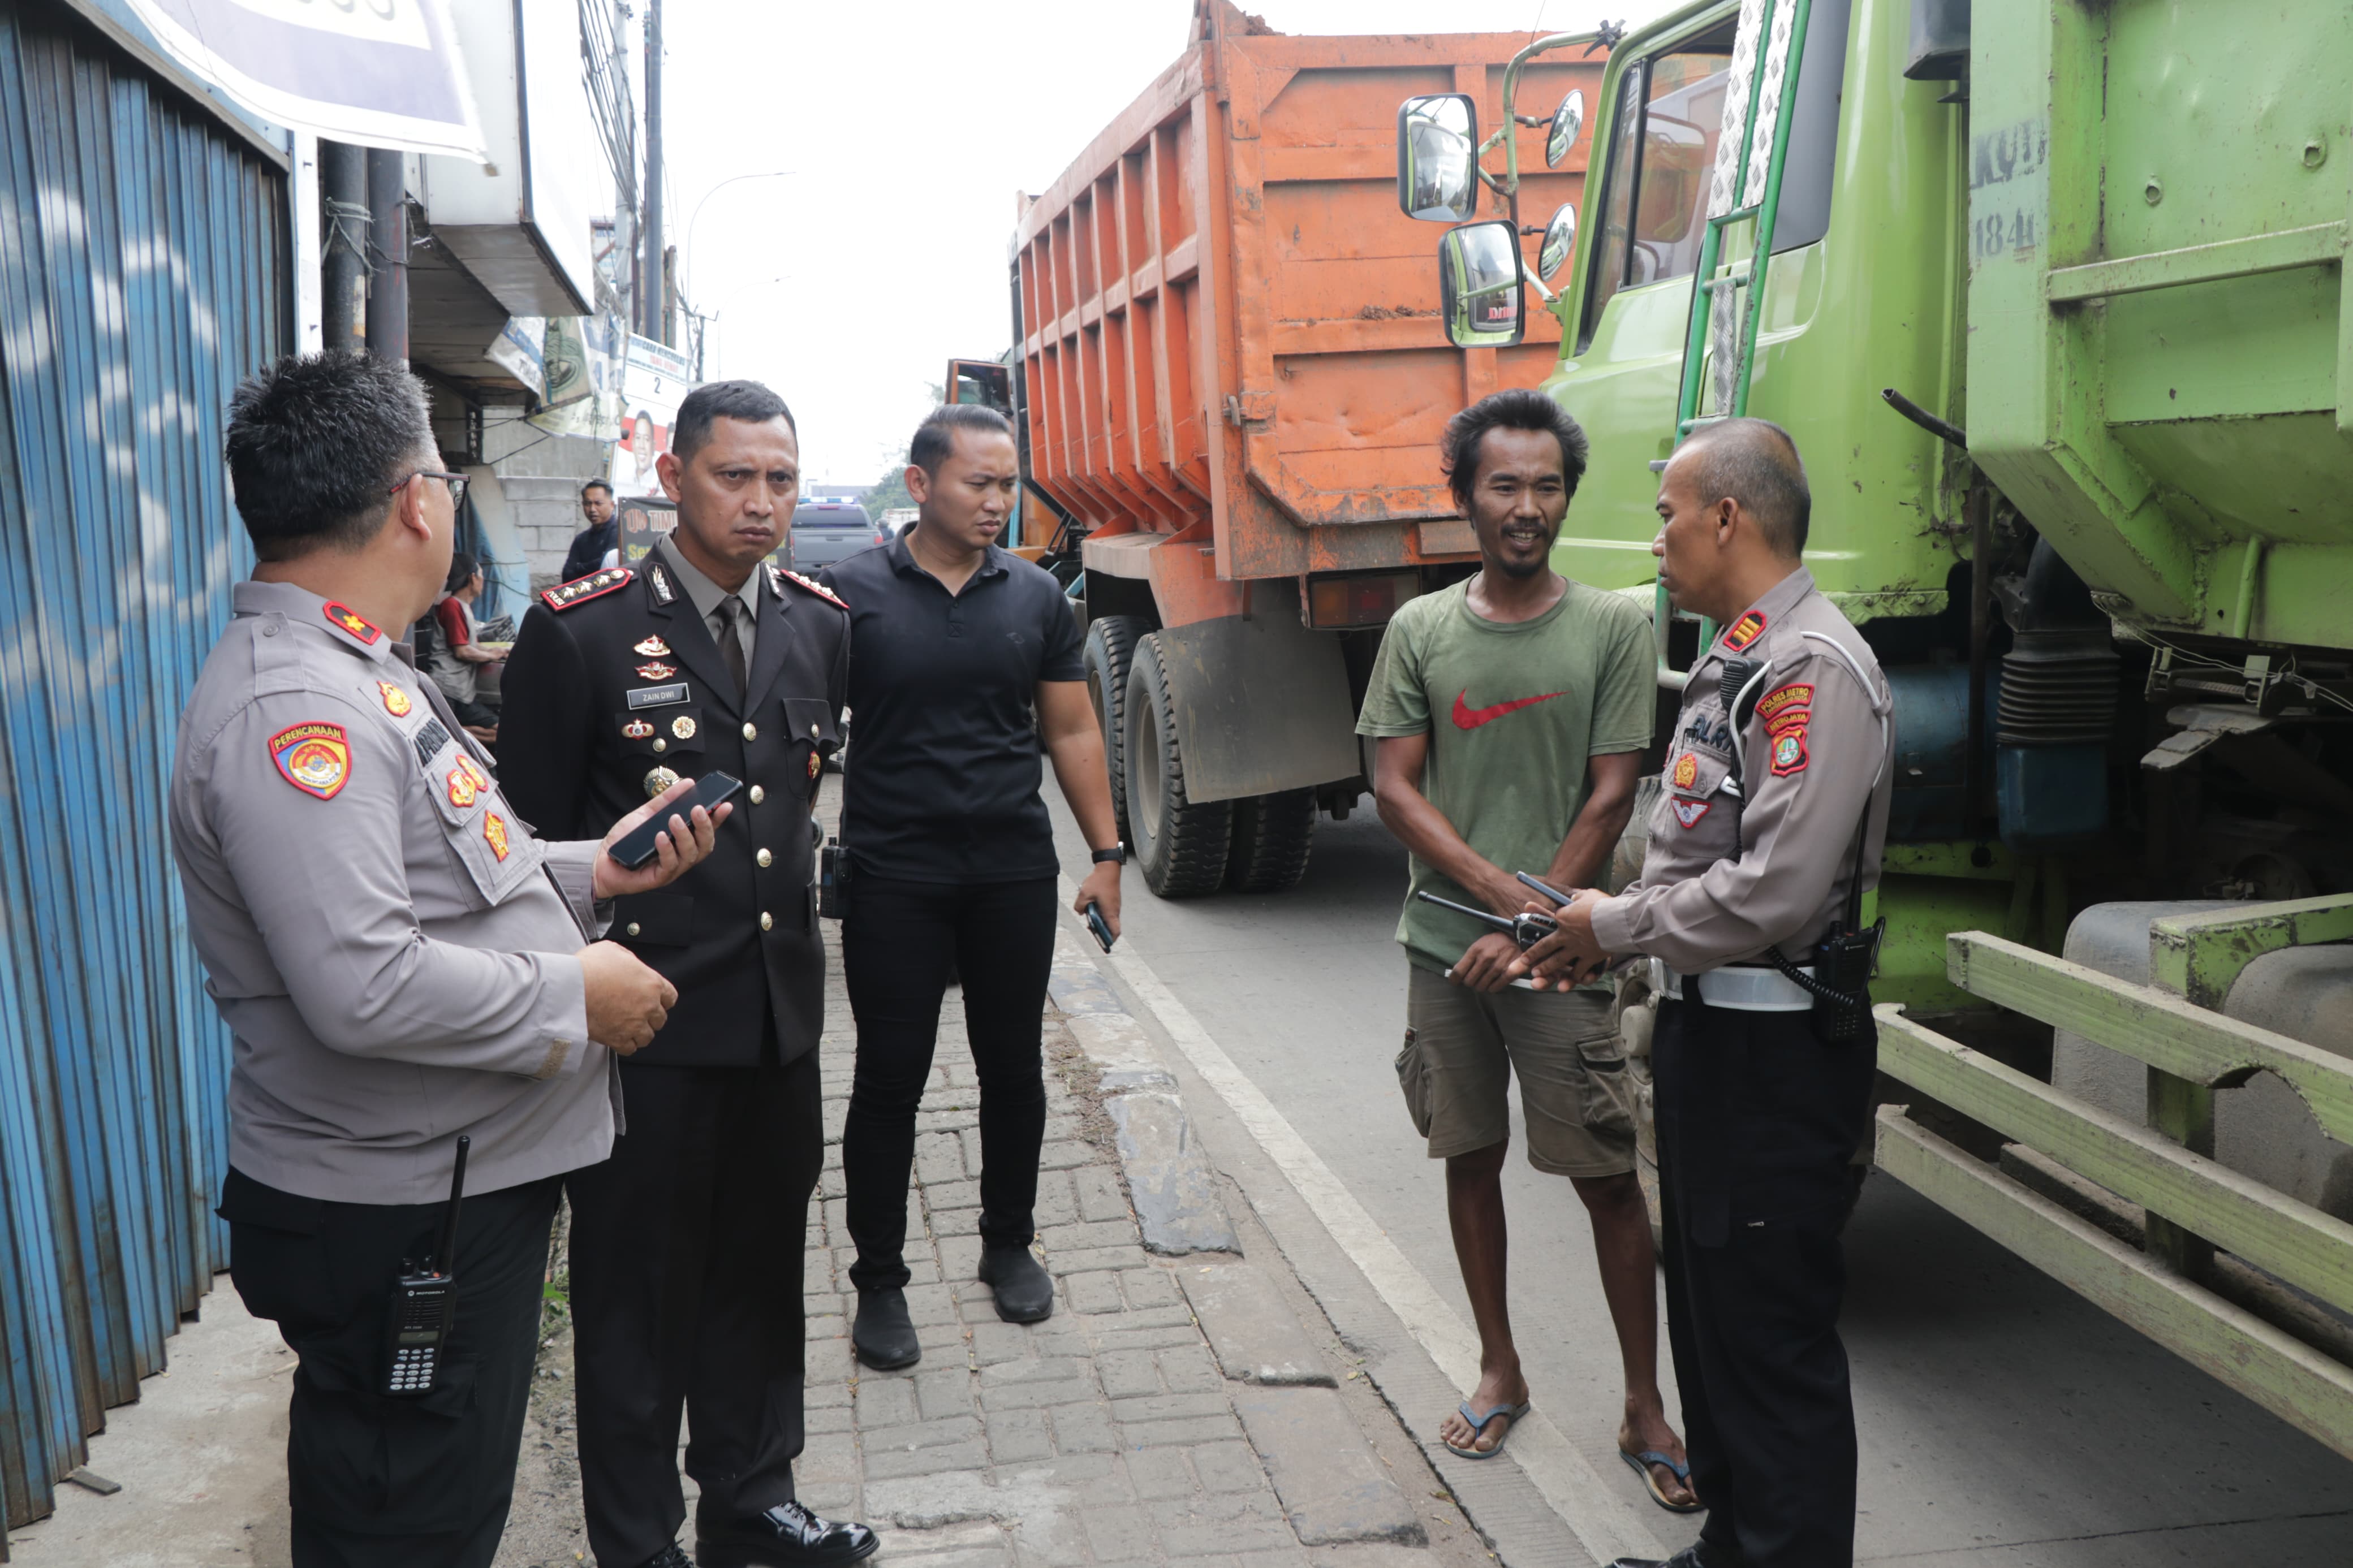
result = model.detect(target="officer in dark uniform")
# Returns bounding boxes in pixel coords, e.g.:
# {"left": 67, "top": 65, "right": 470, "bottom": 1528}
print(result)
{"left": 499, "top": 381, "right": 876, "bottom": 1568}
{"left": 1512, "top": 420, "right": 1893, "bottom": 1568}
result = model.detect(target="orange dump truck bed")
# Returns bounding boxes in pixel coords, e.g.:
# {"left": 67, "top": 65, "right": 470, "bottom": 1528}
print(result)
{"left": 1015, "top": 2, "right": 1602, "bottom": 625}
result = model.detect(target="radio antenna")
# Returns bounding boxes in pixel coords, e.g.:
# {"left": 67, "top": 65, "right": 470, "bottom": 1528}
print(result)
{"left": 436, "top": 1135, "right": 471, "bottom": 1278}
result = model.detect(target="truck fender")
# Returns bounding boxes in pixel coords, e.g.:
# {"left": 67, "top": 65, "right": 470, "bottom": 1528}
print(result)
{"left": 1150, "top": 583, "right": 1360, "bottom": 805}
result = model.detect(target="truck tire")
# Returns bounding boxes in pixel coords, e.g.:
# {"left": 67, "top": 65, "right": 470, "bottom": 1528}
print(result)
{"left": 1223, "top": 789, "right": 1315, "bottom": 892}
{"left": 1124, "top": 634, "right": 1231, "bottom": 897}
{"left": 1083, "top": 615, "right": 1143, "bottom": 848}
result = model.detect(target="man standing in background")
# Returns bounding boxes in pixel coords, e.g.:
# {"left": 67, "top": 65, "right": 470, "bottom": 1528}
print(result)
{"left": 820, "top": 404, "right": 1124, "bottom": 1371}
{"left": 1356, "top": 390, "right": 1694, "bottom": 1509}
{"left": 563, "top": 478, "right": 620, "bottom": 583}
{"left": 501, "top": 381, "right": 873, "bottom": 1568}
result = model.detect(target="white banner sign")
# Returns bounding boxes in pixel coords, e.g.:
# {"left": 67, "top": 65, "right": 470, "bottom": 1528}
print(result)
{"left": 120, "top": 0, "right": 486, "bottom": 159}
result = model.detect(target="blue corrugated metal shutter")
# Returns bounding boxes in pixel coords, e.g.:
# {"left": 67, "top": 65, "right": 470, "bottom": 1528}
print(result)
{"left": 0, "top": 1, "right": 286, "bottom": 1539}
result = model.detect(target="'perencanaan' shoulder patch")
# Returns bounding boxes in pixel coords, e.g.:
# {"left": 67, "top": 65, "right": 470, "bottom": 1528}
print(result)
{"left": 1722, "top": 609, "right": 1768, "bottom": 652}
{"left": 270, "top": 721, "right": 351, "bottom": 800}
{"left": 541, "top": 567, "right": 634, "bottom": 612}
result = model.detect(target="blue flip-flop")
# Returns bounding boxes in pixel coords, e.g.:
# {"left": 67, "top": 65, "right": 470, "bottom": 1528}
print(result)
{"left": 1442, "top": 1398, "right": 1531, "bottom": 1459}
{"left": 1619, "top": 1446, "right": 1703, "bottom": 1512}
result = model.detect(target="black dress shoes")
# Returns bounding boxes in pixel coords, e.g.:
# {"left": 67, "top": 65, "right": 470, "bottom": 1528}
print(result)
{"left": 698, "top": 1500, "right": 878, "bottom": 1567}
{"left": 977, "top": 1242, "right": 1055, "bottom": 1323}
{"left": 1608, "top": 1546, "right": 1740, "bottom": 1568}
{"left": 637, "top": 1546, "right": 694, "bottom": 1568}
{"left": 851, "top": 1286, "right": 920, "bottom": 1369}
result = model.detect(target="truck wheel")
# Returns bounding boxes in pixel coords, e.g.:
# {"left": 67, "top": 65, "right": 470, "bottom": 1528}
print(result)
{"left": 1224, "top": 789, "right": 1315, "bottom": 892}
{"left": 1124, "top": 634, "right": 1231, "bottom": 897}
{"left": 1083, "top": 615, "right": 1143, "bottom": 847}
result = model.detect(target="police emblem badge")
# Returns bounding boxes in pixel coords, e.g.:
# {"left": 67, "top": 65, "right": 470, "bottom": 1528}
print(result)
{"left": 807, "top": 752, "right": 821, "bottom": 780}
{"left": 644, "top": 766, "right": 682, "bottom": 798}
{"left": 458, "top": 755, "right": 491, "bottom": 792}
{"left": 634, "top": 636, "right": 671, "bottom": 657}
{"left": 1770, "top": 731, "right": 1809, "bottom": 776}
{"left": 623, "top": 719, "right": 655, "bottom": 740}
{"left": 270, "top": 721, "right": 351, "bottom": 800}
{"left": 483, "top": 812, "right": 511, "bottom": 862}
{"left": 446, "top": 767, "right": 479, "bottom": 809}
{"left": 671, "top": 715, "right": 697, "bottom": 740}
{"left": 1671, "top": 799, "right": 1711, "bottom": 828}
{"left": 636, "top": 661, "right": 678, "bottom": 681}
{"left": 377, "top": 681, "right": 412, "bottom": 717}
{"left": 1670, "top": 752, "right": 1699, "bottom": 789}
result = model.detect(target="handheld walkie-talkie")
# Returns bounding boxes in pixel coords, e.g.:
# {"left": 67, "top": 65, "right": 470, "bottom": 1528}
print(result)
{"left": 382, "top": 1134, "right": 469, "bottom": 1397}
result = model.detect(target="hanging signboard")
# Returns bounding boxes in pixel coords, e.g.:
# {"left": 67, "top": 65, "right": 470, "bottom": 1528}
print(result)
{"left": 609, "top": 334, "right": 695, "bottom": 502}
{"left": 115, "top": 0, "right": 487, "bottom": 159}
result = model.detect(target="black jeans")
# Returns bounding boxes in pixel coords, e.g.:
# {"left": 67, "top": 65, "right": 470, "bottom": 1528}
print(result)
{"left": 567, "top": 1052, "right": 824, "bottom": 1568}
{"left": 221, "top": 1167, "right": 563, "bottom": 1568}
{"left": 842, "top": 874, "right": 1057, "bottom": 1291}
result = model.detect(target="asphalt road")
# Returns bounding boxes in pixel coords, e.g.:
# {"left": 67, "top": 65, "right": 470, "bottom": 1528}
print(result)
{"left": 1049, "top": 795, "right": 2353, "bottom": 1565}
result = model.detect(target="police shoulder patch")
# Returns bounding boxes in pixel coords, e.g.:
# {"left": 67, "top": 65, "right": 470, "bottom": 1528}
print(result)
{"left": 1671, "top": 798, "right": 1711, "bottom": 828}
{"left": 1755, "top": 682, "right": 1813, "bottom": 726}
{"left": 779, "top": 569, "right": 848, "bottom": 611}
{"left": 322, "top": 602, "right": 381, "bottom": 645}
{"left": 270, "top": 720, "right": 351, "bottom": 800}
{"left": 541, "top": 567, "right": 635, "bottom": 612}
{"left": 1769, "top": 728, "right": 1810, "bottom": 776}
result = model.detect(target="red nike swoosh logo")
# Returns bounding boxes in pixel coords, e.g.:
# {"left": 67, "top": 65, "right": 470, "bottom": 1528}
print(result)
{"left": 1453, "top": 689, "right": 1570, "bottom": 728}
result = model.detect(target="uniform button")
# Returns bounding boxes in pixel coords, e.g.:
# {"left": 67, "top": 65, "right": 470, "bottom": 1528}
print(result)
{"left": 653, "top": 737, "right": 667, "bottom": 753}
{"left": 810, "top": 723, "right": 819, "bottom": 737}
{"left": 626, "top": 922, "right": 641, "bottom": 937}
{"left": 749, "top": 784, "right": 765, "bottom": 805}
{"left": 760, "top": 911, "right": 774, "bottom": 931}
{"left": 742, "top": 722, "right": 758, "bottom": 741}
{"left": 757, "top": 848, "right": 773, "bottom": 868}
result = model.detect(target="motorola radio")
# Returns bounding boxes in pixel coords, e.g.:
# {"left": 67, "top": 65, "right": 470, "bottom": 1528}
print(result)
{"left": 382, "top": 1134, "right": 469, "bottom": 1397}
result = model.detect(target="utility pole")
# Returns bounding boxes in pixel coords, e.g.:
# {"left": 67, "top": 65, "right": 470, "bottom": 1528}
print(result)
{"left": 364, "top": 148, "right": 408, "bottom": 364}
{"left": 640, "top": 0, "right": 663, "bottom": 342}
{"left": 320, "top": 140, "right": 368, "bottom": 352}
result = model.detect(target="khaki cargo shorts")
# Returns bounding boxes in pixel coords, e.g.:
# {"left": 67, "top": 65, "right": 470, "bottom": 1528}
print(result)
{"left": 1395, "top": 965, "right": 1636, "bottom": 1177}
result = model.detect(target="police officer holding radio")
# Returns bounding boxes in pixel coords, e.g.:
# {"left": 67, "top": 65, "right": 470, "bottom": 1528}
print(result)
{"left": 1510, "top": 420, "right": 1893, "bottom": 1568}
{"left": 174, "top": 352, "right": 725, "bottom": 1568}
{"left": 499, "top": 381, "right": 875, "bottom": 1568}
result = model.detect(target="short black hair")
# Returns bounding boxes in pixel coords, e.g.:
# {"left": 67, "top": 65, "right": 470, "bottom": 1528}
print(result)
{"left": 444, "top": 551, "right": 480, "bottom": 594}
{"left": 1676, "top": 417, "right": 1811, "bottom": 556}
{"left": 580, "top": 478, "right": 613, "bottom": 500}
{"left": 1439, "top": 388, "right": 1590, "bottom": 516}
{"left": 225, "top": 351, "right": 436, "bottom": 560}
{"left": 670, "top": 379, "right": 796, "bottom": 462}
{"left": 911, "top": 404, "right": 1014, "bottom": 476}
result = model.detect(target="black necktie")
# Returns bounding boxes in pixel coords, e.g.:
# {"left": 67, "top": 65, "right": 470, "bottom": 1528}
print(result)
{"left": 716, "top": 597, "right": 748, "bottom": 699}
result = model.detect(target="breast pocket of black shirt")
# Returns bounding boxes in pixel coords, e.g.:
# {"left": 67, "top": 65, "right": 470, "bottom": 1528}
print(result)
{"left": 616, "top": 703, "right": 708, "bottom": 774}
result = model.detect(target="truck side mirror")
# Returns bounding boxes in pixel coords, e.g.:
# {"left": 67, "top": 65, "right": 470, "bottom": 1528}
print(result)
{"left": 1538, "top": 202, "right": 1578, "bottom": 281}
{"left": 1397, "top": 94, "right": 1479, "bottom": 222}
{"left": 1545, "top": 89, "right": 1585, "bottom": 169}
{"left": 1438, "top": 221, "right": 1525, "bottom": 348}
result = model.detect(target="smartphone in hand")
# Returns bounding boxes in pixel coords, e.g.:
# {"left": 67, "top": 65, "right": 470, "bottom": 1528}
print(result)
{"left": 1084, "top": 901, "right": 1116, "bottom": 953}
{"left": 609, "top": 771, "right": 742, "bottom": 869}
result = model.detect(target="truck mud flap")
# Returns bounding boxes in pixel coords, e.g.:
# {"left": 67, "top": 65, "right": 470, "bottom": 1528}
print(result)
{"left": 1152, "top": 586, "right": 1360, "bottom": 805}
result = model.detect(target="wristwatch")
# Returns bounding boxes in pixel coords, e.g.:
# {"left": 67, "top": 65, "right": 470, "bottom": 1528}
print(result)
{"left": 1092, "top": 845, "right": 1126, "bottom": 865}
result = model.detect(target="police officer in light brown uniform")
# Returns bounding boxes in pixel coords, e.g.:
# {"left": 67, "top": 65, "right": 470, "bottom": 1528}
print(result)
{"left": 1512, "top": 419, "right": 1893, "bottom": 1568}
{"left": 173, "top": 352, "right": 726, "bottom": 1568}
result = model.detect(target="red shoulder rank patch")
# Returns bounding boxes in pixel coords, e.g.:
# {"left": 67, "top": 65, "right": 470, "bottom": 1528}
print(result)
{"left": 1755, "top": 683, "right": 1812, "bottom": 726}
{"left": 270, "top": 721, "right": 351, "bottom": 800}
{"left": 1721, "top": 609, "right": 1768, "bottom": 652}
{"left": 322, "top": 602, "right": 381, "bottom": 645}
{"left": 1769, "top": 727, "right": 1810, "bottom": 776}
{"left": 1671, "top": 798, "right": 1712, "bottom": 828}
{"left": 780, "top": 568, "right": 848, "bottom": 611}
{"left": 541, "top": 567, "right": 635, "bottom": 612}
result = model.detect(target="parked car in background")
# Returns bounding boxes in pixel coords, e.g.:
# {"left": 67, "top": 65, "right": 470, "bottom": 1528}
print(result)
{"left": 790, "top": 500, "right": 887, "bottom": 571}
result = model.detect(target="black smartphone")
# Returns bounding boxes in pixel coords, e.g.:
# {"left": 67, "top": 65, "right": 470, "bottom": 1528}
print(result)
{"left": 1084, "top": 901, "right": 1116, "bottom": 953}
{"left": 608, "top": 771, "right": 742, "bottom": 869}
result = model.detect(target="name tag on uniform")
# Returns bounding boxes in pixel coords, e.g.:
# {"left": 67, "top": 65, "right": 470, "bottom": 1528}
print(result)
{"left": 411, "top": 718, "right": 453, "bottom": 767}
{"left": 626, "top": 683, "right": 689, "bottom": 710}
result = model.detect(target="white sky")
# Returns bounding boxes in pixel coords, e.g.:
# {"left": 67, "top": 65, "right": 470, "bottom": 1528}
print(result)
{"left": 654, "top": 0, "right": 1680, "bottom": 490}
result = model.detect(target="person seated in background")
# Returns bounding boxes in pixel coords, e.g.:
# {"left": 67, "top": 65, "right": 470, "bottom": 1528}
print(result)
{"left": 422, "top": 551, "right": 504, "bottom": 742}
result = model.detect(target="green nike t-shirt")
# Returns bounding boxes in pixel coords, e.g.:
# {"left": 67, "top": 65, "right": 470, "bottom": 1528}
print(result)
{"left": 1356, "top": 577, "right": 1654, "bottom": 973}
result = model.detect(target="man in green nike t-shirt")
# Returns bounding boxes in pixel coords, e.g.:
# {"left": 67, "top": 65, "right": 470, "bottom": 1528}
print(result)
{"left": 1357, "top": 390, "right": 1692, "bottom": 1510}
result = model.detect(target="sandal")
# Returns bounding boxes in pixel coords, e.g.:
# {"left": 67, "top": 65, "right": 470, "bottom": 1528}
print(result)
{"left": 1619, "top": 1445, "right": 1703, "bottom": 1513}
{"left": 1442, "top": 1398, "right": 1531, "bottom": 1459}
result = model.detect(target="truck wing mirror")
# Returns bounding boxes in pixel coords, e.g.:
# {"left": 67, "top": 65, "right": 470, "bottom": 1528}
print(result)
{"left": 1438, "top": 221, "right": 1526, "bottom": 348}
{"left": 1538, "top": 202, "right": 1578, "bottom": 281}
{"left": 1545, "top": 89, "right": 1585, "bottom": 169}
{"left": 1397, "top": 94, "right": 1479, "bottom": 222}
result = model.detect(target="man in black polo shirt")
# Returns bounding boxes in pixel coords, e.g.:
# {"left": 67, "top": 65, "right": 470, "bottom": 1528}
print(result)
{"left": 819, "top": 404, "right": 1124, "bottom": 1369}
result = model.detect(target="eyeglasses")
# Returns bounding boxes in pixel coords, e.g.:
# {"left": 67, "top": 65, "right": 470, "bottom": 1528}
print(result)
{"left": 390, "top": 470, "right": 471, "bottom": 509}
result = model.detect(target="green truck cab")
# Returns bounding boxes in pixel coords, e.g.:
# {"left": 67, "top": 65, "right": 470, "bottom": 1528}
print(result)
{"left": 1400, "top": 0, "right": 2353, "bottom": 1458}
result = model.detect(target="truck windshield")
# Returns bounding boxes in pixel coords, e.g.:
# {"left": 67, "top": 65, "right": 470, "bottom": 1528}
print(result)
{"left": 1578, "top": 0, "right": 1851, "bottom": 352}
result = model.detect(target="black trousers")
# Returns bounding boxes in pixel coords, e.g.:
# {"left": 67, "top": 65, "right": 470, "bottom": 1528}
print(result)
{"left": 841, "top": 874, "right": 1057, "bottom": 1292}
{"left": 1652, "top": 995, "right": 1877, "bottom": 1568}
{"left": 221, "top": 1166, "right": 563, "bottom": 1568}
{"left": 568, "top": 1051, "right": 824, "bottom": 1568}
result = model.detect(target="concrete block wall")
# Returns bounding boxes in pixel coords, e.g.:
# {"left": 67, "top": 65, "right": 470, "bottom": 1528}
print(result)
{"left": 479, "top": 409, "right": 610, "bottom": 589}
